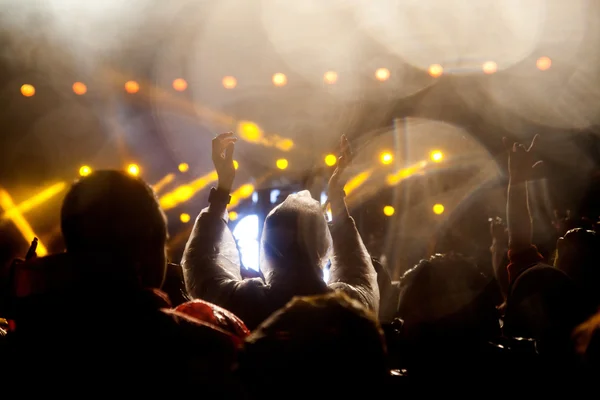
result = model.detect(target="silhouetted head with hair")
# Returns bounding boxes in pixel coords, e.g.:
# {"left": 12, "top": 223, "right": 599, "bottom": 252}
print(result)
{"left": 61, "top": 170, "right": 167, "bottom": 288}
{"left": 239, "top": 291, "right": 387, "bottom": 397}
{"left": 555, "top": 228, "right": 600, "bottom": 303}
{"left": 259, "top": 190, "right": 331, "bottom": 286}
{"left": 396, "top": 253, "right": 500, "bottom": 366}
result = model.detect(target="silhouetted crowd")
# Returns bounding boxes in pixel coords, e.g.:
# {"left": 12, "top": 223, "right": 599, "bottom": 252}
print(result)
{"left": 1, "top": 133, "right": 599, "bottom": 397}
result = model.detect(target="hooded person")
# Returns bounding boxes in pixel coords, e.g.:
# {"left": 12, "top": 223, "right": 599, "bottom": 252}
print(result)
{"left": 182, "top": 133, "right": 379, "bottom": 329}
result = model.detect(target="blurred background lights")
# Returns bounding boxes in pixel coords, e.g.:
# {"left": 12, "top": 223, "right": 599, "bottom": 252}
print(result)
{"left": 233, "top": 160, "right": 239, "bottom": 170}
{"left": 380, "top": 152, "right": 394, "bottom": 165}
{"left": 127, "top": 163, "right": 140, "bottom": 176}
{"left": 178, "top": 163, "right": 189, "bottom": 173}
{"left": 536, "top": 56, "right": 552, "bottom": 71}
{"left": 433, "top": 204, "right": 445, "bottom": 215}
{"left": 20, "top": 84, "right": 35, "bottom": 97}
{"left": 180, "top": 213, "right": 191, "bottom": 223}
{"left": 383, "top": 205, "right": 395, "bottom": 216}
{"left": 428, "top": 64, "right": 443, "bottom": 78}
{"left": 222, "top": 76, "right": 237, "bottom": 89}
{"left": 124, "top": 80, "right": 139, "bottom": 94}
{"left": 276, "top": 158, "right": 288, "bottom": 170}
{"left": 228, "top": 211, "right": 238, "bottom": 221}
{"left": 272, "top": 73, "right": 287, "bottom": 87}
{"left": 324, "top": 71, "right": 338, "bottom": 84}
{"left": 325, "top": 154, "right": 337, "bottom": 167}
{"left": 79, "top": 165, "right": 92, "bottom": 177}
{"left": 482, "top": 61, "right": 497, "bottom": 75}
{"left": 430, "top": 150, "right": 444, "bottom": 162}
{"left": 72, "top": 82, "right": 87, "bottom": 95}
{"left": 172, "top": 78, "right": 188, "bottom": 92}
{"left": 375, "top": 68, "right": 390, "bottom": 81}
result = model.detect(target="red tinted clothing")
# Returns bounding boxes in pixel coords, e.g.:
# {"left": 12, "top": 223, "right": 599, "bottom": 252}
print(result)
{"left": 507, "top": 245, "right": 544, "bottom": 285}
{"left": 176, "top": 299, "right": 250, "bottom": 340}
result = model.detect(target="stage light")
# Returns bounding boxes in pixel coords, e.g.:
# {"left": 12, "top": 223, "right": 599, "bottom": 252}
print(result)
{"left": 233, "top": 160, "right": 239, "bottom": 170}
{"left": 430, "top": 150, "right": 443, "bottom": 162}
{"left": 482, "top": 61, "right": 497, "bottom": 75}
{"left": 324, "top": 71, "right": 338, "bottom": 84}
{"left": 428, "top": 64, "right": 443, "bottom": 78}
{"left": 79, "top": 165, "right": 92, "bottom": 177}
{"left": 20, "top": 84, "right": 35, "bottom": 97}
{"left": 276, "top": 158, "right": 288, "bottom": 170}
{"left": 222, "top": 76, "right": 237, "bottom": 89}
{"left": 124, "top": 81, "right": 139, "bottom": 94}
{"left": 325, "top": 154, "right": 337, "bottom": 167}
{"left": 375, "top": 68, "right": 390, "bottom": 81}
{"left": 180, "top": 213, "right": 191, "bottom": 223}
{"left": 536, "top": 56, "right": 551, "bottom": 71}
{"left": 383, "top": 205, "right": 395, "bottom": 216}
{"left": 433, "top": 204, "right": 445, "bottom": 215}
{"left": 380, "top": 152, "right": 393, "bottom": 165}
{"left": 272, "top": 73, "right": 287, "bottom": 87}
{"left": 127, "top": 164, "right": 140, "bottom": 176}
{"left": 232, "top": 214, "right": 260, "bottom": 271}
{"left": 238, "top": 121, "right": 263, "bottom": 141}
{"left": 178, "top": 163, "right": 189, "bottom": 173}
{"left": 72, "top": 82, "right": 87, "bottom": 95}
{"left": 172, "top": 78, "right": 188, "bottom": 92}
{"left": 229, "top": 211, "right": 238, "bottom": 221}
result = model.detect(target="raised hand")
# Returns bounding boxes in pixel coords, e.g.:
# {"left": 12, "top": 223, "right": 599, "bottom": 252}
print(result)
{"left": 212, "top": 132, "right": 237, "bottom": 192}
{"left": 503, "top": 135, "right": 542, "bottom": 183}
{"left": 328, "top": 135, "right": 353, "bottom": 197}
{"left": 489, "top": 217, "right": 507, "bottom": 242}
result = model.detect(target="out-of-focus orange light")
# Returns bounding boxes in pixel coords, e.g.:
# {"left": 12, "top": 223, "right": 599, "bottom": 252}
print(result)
{"left": 433, "top": 204, "right": 445, "bottom": 215}
{"left": 72, "top": 82, "right": 87, "bottom": 95}
{"left": 127, "top": 163, "right": 140, "bottom": 176}
{"left": 124, "top": 81, "right": 140, "bottom": 94}
{"left": 178, "top": 163, "right": 189, "bottom": 173}
{"left": 375, "top": 68, "right": 390, "bottom": 81}
{"left": 272, "top": 73, "right": 287, "bottom": 87}
{"left": 430, "top": 150, "right": 443, "bottom": 162}
{"left": 276, "top": 158, "right": 288, "bottom": 170}
{"left": 428, "top": 64, "right": 443, "bottom": 78}
{"left": 172, "top": 78, "right": 188, "bottom": 92}
{"left": 79, "top": 165, "right": 92, "bottom": 177}
{"left": 325, "top": 154, "right": 337, "bottom": 167}
{"left": 238, "top": 121, "right": 263, "bottom": 141}
{"left": 180, "top": 213, "right": 191, "bottom": 223}
{"left": 229, "top": 211, "right": 238, "bottom": 221}
{"left": 482, "top": 61, "right": 497, "bottom": 75}
{"left": 222, "top": 76, "right": 237, "bottom": 89}
{"left": 380, "top": 152, "right": 393, "bottom": 165}
{"left": 233, "top": 160, "right": 239, "bottom": 170}
{"left": 536, "top": 56, "right": 551, "bottom": 71}
{"left": 324, "top": 71, "right": 338, "bottom": 84}
{"left": 20, "top": 84, "right": 35, "bottom": 97}
{"left": 383, "top": 205, "right": 395, "bottom": 217}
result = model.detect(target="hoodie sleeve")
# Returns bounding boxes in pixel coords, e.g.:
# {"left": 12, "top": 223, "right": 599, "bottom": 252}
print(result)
{"left": 182, "top": 206, "right": 244, "bottom": 304}
{"left": 327, "top": 216, "right": 380, "bottom": 313}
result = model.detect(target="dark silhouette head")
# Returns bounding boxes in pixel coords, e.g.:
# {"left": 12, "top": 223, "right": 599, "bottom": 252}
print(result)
{"left": 397, "top": 253, "right": 500, "bottom": 345}
{"left": 240, "top": 291, "right": 387, "bottom": 397}
{"left": 555, "top": 228, "right": 600, "bottom": 303}
{"left": 60, "top": 170, "right": 167, "bottom": 288}
{"left": 259, "top": 190, "right": 331, "bottom": 285}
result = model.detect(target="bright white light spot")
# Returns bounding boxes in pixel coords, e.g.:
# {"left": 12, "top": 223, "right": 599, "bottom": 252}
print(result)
{"left": 252, "top": 192, "right": 259, "bottom": 203}
{"left": 320, "top": 191, "right": 327, "bottom": 205}
{"left": 270, "top": 189, "right": 281, "bottom": 204}
{"left": 232, "top": 214, "right": 260, "bottom": 271}
{"left": 323, "top": 265, "right": 330, "bottom": 283}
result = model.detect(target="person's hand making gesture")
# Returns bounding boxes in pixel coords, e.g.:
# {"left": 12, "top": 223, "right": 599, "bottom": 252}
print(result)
{"left": 503, "top": 134, "right": 542, "bottom": 183}
{"left": 212, "top": 132, "right": 237, "bottom": 192}
{"left": 326, "top": 135, "right": 353, "bottom": 218}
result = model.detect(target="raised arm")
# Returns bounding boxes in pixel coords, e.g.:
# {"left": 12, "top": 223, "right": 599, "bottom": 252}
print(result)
{"left": 326, "top": 135, "right": 380, "bottom": 312}
{"left": 182, "top": 133, "right": 242, "bottom": 302}
{"left": 504, "top": 135, "right": 544, "bottom": 283}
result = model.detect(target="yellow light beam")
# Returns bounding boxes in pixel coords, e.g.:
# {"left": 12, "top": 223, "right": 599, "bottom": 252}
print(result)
{"left": 0, "top": 189, "right": 48, "bottom": 256}
{"left": 151, "top": 173, "right": 175, "bottom": 195}
{"left": 344, "top": 169, "right": 373, "bottom": 196}
{"left": 386, "top": 160, "right": 429, "bottom": 186}
{"left": 159, "top": 170, "right": 218, "bottom": 210}
{"left": 1, "top": 182, "right": 67, "bottom": 221}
